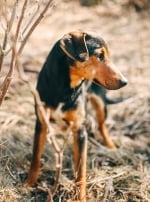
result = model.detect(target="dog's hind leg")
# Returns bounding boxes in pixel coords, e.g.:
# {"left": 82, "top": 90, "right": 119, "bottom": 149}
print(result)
{"left": 88, "top": 94, "right": 116, "bottom": 149}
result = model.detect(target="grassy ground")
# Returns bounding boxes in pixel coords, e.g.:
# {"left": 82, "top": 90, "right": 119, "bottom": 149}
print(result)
{"left": 0, "top": 1, "right": 150, "bottom": 201}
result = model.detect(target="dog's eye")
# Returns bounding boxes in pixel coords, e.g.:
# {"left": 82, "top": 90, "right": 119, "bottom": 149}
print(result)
{"left": 98, "top": 53, "right": 104, "bottom": 61}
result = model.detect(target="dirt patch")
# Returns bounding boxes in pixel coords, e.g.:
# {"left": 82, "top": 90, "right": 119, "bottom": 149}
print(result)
{"left": 0, "top": 1, "right": 150, "bottom": 201}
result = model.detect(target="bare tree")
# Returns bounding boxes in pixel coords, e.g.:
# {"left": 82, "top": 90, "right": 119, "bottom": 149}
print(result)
{"left": 0, "top": 0, "right": 68, "bottom": 199}
{"left": 0, "top": 0, "right": 57, "bottom": 105}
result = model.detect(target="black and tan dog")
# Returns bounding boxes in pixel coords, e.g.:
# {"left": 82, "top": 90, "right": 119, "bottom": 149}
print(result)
{"left": 26, "top": 31, "right": 127, "bottom": 201}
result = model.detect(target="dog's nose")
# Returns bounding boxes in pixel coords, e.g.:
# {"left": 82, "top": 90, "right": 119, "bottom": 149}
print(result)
{"left": 120, "top": 78, "right": 128, "bottom": 87}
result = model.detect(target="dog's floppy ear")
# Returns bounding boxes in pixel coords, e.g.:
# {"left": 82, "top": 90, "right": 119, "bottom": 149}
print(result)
{"left": 60, "top": 31, "right": 89, "bottom": 62}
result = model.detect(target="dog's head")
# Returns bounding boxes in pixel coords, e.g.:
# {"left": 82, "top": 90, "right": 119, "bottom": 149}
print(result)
{"left": 60, "top": 31, "right": 127, "bottom": 90}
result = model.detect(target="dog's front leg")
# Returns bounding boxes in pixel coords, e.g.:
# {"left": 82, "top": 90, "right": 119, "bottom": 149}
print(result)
{"left": 73, "top": 126, "right": 87, "bottom": 202}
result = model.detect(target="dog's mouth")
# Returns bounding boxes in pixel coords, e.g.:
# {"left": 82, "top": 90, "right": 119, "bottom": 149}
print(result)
{"left": 93, "top": 79, "right": 110, "bottom": 90}
{"left": 93, "top": 79, "right": 105, "bottom": 88}
{"left": 93, "top": 78, "right": 127, "bottom": 90}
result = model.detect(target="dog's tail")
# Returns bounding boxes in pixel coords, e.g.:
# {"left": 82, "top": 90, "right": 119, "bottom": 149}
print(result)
{"left": 104, "top": 96, "right": 129, "bottom": 105}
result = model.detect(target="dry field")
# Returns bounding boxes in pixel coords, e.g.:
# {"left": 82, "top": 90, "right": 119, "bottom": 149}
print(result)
{"left": 0, "top": 1, "right": 150, "bottom": 201}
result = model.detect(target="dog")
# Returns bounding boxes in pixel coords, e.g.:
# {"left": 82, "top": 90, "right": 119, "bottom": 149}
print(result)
{"left": 26, "top": 31, "right": 127, "bottom": 201}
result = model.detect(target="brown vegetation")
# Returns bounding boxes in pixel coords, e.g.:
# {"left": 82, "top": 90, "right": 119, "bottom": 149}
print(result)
{"left": 0, "top": 0, "right": 149, "bottom": 201}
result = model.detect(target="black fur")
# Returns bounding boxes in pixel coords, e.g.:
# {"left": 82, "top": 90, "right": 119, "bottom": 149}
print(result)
{"left": 37, "top": 41, "right": 82, "bottom": 110}
{"left": 85, "top": 34, "right": 107, "bottom": 55}
{"left": 37, "top": 34, "right": 107, "bottom": 111}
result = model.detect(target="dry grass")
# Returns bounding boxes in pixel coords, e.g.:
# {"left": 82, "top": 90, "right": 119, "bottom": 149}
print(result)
{"left": 0, "top": 1, "right": 150, "bottom": 201}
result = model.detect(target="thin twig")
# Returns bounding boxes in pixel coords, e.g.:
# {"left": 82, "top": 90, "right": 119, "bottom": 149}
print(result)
{"left": 16, "top": 56, "right": 60, "bottom": 177}
{"left": 0, "top": 46, "right": 16, "bottom": 105}
{"left": 49, "top": 128, "right": 73, "bottom": 195}
{"left": 0, "top": 0, "right": 26, "bottom": 105}
{"left": 0, "top": 1, "right": 17, "bottom": 72}
{"left": 0, "top": 0, "right": 58, "bottom": 106}
{"left": 21, "top": 1, "right": 40, "bottom": 37}
{"left": 87, "top": 171, "right": 126, "bottom": 186}
{"left": 6, "top": 164, "right": 17, "bottom": 182}
{"left": 14, "top": 0, "right": 28, "bottom": 45}
{"left": 18, "top": 0, "right": 56, "bottom": 56}
{"left": 16, "top": 55, "right": 71, "bottom": 197}
{"left": 102, "top": 178, "right": 113, "bottom": 202}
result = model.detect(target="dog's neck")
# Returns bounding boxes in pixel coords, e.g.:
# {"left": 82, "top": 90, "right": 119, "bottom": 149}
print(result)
{"left": 61, "top": 80, "right": 85, "bottom": 111}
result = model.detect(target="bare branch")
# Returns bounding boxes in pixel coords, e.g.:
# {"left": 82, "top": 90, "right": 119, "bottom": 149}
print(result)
{"left": 0, "top": 0, "right": 24, "bottom": 104}
{"left": 14, "top": 0, "right": 28, "bottom": 45}
{"left": 16, "top": 56, "right": 71, "bottom": 196}
{"left": 18, "top": 0, "right": 56, "bottom": 56}
{"left": 0, "top": 1, "right": 17, "bottom": 72}
{"left": 0, "top": 0, "right": 58, "bottom": 106}
{"left": 0, "top": 46, "right": 16, "bottom": 105}
{"left": 0, "top": 1, "right": 62, "bottom": 196}
{"left": 0, "top": 29, "right": 8, "bottom": 72}
{"left": 21, "top": 1, "right": 40, "bottom": 37}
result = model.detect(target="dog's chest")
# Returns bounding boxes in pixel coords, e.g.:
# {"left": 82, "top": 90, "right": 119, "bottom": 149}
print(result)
{"left": 49, "top": 98, "right": 86, "bottom": 133}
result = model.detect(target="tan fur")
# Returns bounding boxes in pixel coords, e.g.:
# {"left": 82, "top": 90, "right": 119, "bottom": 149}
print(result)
{"left": 88, "top": 94, "right": 116, "bottom": 149}
{"left": 70, "top": 49, "right": 124, "bottom": 90}
{"left": 26, "top": 31, "right": 127, "bottom": 202}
